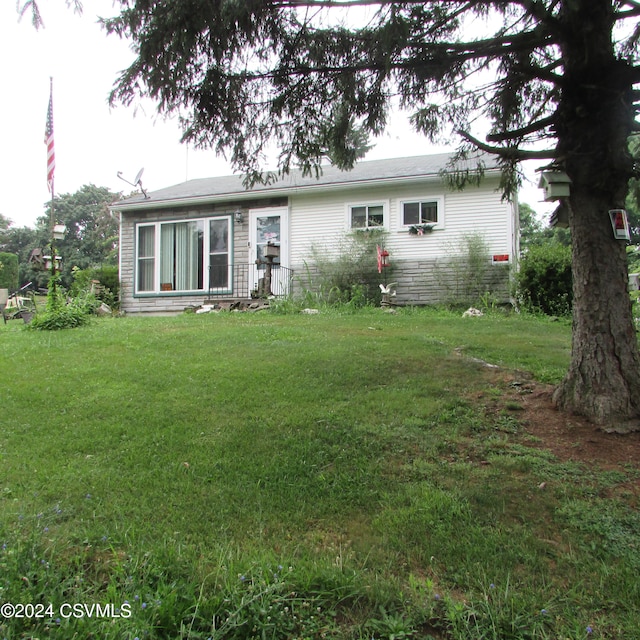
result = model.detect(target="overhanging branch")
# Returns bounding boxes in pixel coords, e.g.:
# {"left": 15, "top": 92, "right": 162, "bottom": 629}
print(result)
{"left": 457, "top": 130, "right": 557, "bottom": 160}
{"left": 615, "top": 7, "right": 640, "bottom": 19}
{"left": 486, "top": 114, "right": 556, "bottom": 142}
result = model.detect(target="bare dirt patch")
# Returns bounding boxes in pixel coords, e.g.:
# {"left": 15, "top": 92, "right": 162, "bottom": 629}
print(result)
{"left": 478, "top": 370, "right": 640, "bottom": 504}
{"left": 509, "top": 379, "right": 640, "bottom": 467}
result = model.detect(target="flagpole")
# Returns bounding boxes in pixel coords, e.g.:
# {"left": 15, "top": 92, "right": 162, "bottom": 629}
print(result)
{"left": 50, "top": 177, "right": 56, "bottom": 292}
{"left": 46, "top": 77, "right": 56, "bottom": 291}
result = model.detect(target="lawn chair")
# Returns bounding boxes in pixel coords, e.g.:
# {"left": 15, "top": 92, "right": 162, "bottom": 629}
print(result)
{"left": 2, "top": 284, "right": 37, "bottom": 324}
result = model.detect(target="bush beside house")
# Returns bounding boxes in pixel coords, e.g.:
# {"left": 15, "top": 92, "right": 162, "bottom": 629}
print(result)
{"left": 517, "top": 243, "right": 572, "bottom": 316}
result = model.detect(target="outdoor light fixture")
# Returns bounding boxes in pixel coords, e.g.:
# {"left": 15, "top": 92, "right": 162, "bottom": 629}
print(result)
{"left": 234, "top": 209, "right": 244, "bottom": 224}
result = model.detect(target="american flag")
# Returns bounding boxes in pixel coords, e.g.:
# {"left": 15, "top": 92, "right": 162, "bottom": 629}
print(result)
{"left": 44, "top": 79, "right": 55, "bottom": 193}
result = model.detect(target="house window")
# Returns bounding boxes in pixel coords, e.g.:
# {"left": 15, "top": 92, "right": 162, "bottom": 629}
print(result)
{"left": 160, "top": 220, "right": 204, "bottom": 291}
{"left": 135, "top": 216, "right": 230, "bottom": 294}
{"left": 137, "top": 225, "right": 155, "bottom": 292}
{"left": 402, "top": 200, "right": 440, "bottom": 227}
{"left": 256, "top": 216, "right": 281, "bottom": 267}
{"left": 209, "top": 218, "right": 230, "bottom": 289}
{"left": 350, "top": 204, "right": 384, "bottom": 229}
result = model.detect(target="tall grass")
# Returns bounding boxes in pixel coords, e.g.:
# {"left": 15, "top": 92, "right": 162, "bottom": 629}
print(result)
{"left": 0, "top": 309, "right": 637, "bottom": 638}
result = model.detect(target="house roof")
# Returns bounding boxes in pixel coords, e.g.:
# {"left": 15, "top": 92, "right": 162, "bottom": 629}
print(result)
{"left": 113, "top": 151, "right": 501, "bottom": 212}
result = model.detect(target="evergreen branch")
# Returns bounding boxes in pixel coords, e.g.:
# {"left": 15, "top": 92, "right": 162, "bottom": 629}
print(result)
{"left": 402, "top": 28, "right": 558, "bottom": 58}
{"left": 271, "top": 0, "right": 422, "bottom": 5}
{"left": 512, "top": 0, "right": 561, "bottom": 26}
{"left": 457, "top": 130, "right": 556, "bottom": 160}
{"left": 615, "top": 7, "right": 640, "bottom": 19}
{"left": 16, "top": 0, "right": 44, "bottom": 29}
{"left": 486, "top": 114, "right": 557, "bottom": 142}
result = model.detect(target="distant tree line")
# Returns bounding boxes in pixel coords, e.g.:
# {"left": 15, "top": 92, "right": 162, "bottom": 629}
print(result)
{"left": 0, "top": 184, "right": 121, "bottom": 292}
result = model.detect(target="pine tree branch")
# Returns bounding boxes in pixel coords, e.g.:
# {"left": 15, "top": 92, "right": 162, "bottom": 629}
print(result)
{"left": 457, "top": 130, "right": 556, "bottom": 160}
{"left": 486, "top": 114, "right": 557, "bottom": 142}
{"left": 616, "top": 7, "right": 640, "bottom": 19}
{"left": 403, "top": 27, "right": 558, "bottom": 59}
{"left": 271, "top": 0, "right": 421, "bottom": 5}
{"left": 512, "top": 0, "right": 560, "bottom": 26}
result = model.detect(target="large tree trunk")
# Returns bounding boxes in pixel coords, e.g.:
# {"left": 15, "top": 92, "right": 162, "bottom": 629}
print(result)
{"left": 553, "top": 191, "right": 640, "bottom": 427}
{"left": 552, "top": 0, "right": 640, "bottom": 428}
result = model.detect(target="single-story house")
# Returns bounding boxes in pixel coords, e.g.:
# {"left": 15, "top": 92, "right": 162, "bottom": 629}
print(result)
{"left": 112, "top": 152, "right": 519, "bottom": 314}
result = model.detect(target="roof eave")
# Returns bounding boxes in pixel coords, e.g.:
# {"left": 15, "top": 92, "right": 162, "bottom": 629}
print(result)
{"left": 112, "top": 167, "right": 502, "bottom": 213}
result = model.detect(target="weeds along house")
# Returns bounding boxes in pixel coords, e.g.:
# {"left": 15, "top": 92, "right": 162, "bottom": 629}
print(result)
{"left": 112, "top": 152, "right": 518, "bottom": 314}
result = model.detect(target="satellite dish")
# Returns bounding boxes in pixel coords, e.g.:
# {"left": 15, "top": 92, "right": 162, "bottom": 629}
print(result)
{"left": 117, "top": 167, "right": 150, "bottom": 199}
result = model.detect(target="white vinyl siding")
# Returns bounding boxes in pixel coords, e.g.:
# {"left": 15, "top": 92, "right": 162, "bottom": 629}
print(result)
{"left": 289, "top": 177, "right": 512, "bottom": 266}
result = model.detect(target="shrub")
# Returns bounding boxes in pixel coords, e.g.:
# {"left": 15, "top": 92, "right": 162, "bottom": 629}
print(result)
{"left": 517, "top": 243, "right": 572, "bottom": 316}
{"left": 439, "top": 233, "right": 510, "bottom": 308}
{"left": 70, "top": 265, "right": 119, "bottom": 309}
{"left": 627, "top": 245, "right": 640, "bottom": 275}
{"left": 301, "top": 230, "right": 391, "bottom": 307}
{"left": 28, "top": 275, "right": 94, "bottom": 331}
{"left": 28, "top": 304, "right": 92, "bottom": 331}
{"left": 0, "top": 252, "right": 19, "bottom": 291}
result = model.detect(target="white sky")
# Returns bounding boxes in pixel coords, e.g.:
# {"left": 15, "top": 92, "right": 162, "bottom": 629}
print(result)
{"left": 0, "top": 1, "right": 551, "bottom": 229}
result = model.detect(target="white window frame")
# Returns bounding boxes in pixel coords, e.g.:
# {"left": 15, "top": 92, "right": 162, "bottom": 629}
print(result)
{"left": 399, "top": 196, "right": 445, "bottom": 231}
{"left": 135, "top": 223, "right": 156, "bottom": 293}
{"left": 134, "top": 215, "right": 233, "bottom": 295}
{"left": 346, "top": 200, "right": 388, "bottom": 231}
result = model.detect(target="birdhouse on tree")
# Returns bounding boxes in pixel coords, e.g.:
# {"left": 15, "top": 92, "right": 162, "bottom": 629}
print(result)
{"left": 538, "top": 171, "right": 571, "bottom": 202}
{"left": 549, "top": 202, "right": 570, "bottom": 229}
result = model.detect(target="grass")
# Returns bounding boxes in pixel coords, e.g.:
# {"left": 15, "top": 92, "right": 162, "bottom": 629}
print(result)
{"left": 0, "top": 308, "right": 637, "bottom": 638}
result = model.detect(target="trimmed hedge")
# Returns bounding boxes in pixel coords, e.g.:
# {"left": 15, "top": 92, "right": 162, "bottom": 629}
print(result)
{"left": 0, "top": 252, "right": 19, "bottom": 291}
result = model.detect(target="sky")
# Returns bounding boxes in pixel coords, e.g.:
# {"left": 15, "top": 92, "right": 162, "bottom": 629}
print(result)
{"left": 0, "top": 1, "right": 552, "bottom": 229}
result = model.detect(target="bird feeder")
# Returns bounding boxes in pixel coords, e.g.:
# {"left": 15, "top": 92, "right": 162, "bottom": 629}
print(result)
{"left": 376, "top": 245, "right": 390, "bottom": 273}
{"left": 538, "top": 171, "right": 571, "bottom": 202}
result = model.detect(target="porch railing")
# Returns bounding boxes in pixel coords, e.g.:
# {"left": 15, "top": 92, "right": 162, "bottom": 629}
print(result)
{"left": 207, "top": 263, "right": 294, "bottom": 299}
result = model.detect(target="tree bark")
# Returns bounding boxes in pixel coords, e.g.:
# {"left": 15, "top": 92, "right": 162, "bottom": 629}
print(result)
{"left": 553, "top": 190, "right": 640, "bottom": 427}
{"left": 552, "top": 0, "right": 640, "bottom": 428}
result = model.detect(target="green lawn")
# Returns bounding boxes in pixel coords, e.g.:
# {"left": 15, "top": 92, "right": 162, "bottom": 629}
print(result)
{"left": 0, "top": 309, "right": 637, "bottom": 639}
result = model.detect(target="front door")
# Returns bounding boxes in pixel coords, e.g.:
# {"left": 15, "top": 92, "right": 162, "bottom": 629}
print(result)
{"left": 249, "top": 206, "right": 289, "bottom": 296}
